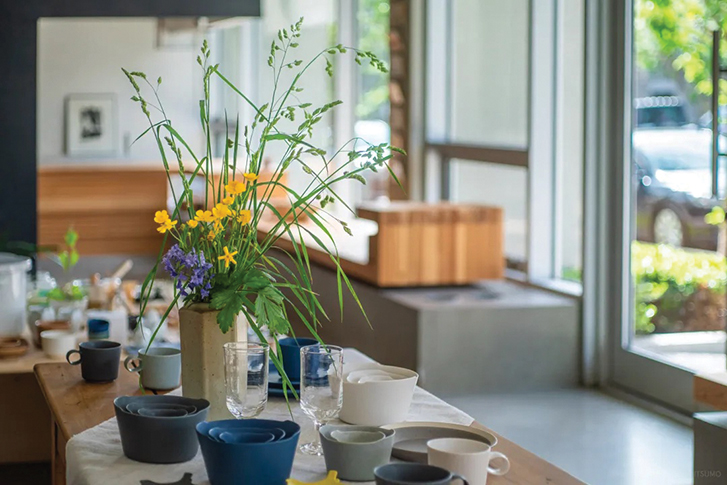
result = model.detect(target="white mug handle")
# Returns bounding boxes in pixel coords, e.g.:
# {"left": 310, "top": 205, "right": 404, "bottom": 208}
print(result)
{"left": 488, "top": 451, "right": 510, "bottom": 476}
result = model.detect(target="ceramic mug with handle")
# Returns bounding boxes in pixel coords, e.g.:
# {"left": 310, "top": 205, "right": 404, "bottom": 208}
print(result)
{"left": 66, "top": 340, "right": 121, "bottom": 382}
{"left": 427, "top": 438, "right": 510, "bottom": 485}
{"left": 124, "top": 347, "right": 181, "bottom": 390}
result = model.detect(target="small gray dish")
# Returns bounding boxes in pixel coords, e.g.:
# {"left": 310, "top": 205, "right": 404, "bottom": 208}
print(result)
{"left": 114, "top": 395, "right": 210, "bottom": 464}
{"left": 320, "top": 424, "right": 395, "bottom": 482}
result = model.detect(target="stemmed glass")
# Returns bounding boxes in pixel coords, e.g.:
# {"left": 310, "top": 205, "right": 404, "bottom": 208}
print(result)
{"left": 223, "top": 342, "right": 269, "bottom": 419}
{"left": 299, "top": 344, "right": 344, "bottom": 455}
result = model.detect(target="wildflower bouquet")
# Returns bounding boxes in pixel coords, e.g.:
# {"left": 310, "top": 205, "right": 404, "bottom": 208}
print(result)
{"left": 124, "top": 18, "right": 402, "bottom": 389}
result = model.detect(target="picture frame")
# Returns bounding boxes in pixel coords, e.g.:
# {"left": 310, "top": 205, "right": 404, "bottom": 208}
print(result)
{"left": 64, "top": 93, "right": 117, "bottom": 157}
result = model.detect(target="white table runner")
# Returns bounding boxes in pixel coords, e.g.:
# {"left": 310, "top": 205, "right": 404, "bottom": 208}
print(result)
{"left": 66, "top": 349, "right": 474, "bottom": 485}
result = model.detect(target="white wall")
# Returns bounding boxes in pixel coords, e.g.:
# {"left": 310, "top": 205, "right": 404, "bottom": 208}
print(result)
{"left": 37, "top": 18, "right": 204, "bottom": 163}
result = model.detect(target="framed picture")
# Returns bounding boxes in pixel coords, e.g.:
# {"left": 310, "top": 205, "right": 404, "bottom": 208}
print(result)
{"left": 65, "top": 94, "right": 117, "bottom": 157}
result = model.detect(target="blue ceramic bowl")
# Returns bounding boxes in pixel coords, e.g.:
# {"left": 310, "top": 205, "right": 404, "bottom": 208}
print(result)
{"left": 278, "top": 337, "right": 318, "bottom": 378}
{"left": 197, "top": 419, "right": 301, "bottom": 485}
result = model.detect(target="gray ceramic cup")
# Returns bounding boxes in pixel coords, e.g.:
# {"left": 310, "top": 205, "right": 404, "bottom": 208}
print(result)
{"left": 374, "top": 463, "right": 469, "bottom": 485}
{"left": 66, "top": 340, "right": 121, "bottom": 382}
{"left": 124, "top": 347, "right": 181, "bottom": 390}
{"left": 320, "top": 425, "right": 395, "bottom": 481}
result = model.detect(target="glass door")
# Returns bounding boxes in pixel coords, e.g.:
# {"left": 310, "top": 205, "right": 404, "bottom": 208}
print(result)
{"left": 613, "top": 0, "right": 727, "bottom": 412}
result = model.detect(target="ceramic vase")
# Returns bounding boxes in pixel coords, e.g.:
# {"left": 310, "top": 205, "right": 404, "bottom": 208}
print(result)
{"left": 179, "top": 304, "right": 246, "bottom": 420}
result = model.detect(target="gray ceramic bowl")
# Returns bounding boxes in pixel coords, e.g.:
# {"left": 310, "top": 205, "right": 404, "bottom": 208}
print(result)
{"left": 320, "top": 424, "right": 395, "bottom": 482}
{"left": 113, "top": 395, "right": 210, "bottom": 464}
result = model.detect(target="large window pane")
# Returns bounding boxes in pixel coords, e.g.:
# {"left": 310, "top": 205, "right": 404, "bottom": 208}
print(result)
{"left": 630, "top": 0, "right": 725, "bottom": 373}
{"left": 449, "top": 159, "right": 527, "bottom": 264}
{"left": 450, "top": 0, "right": 529, "bottom": 148}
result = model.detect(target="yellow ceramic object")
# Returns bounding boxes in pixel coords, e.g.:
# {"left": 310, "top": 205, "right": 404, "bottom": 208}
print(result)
{"left": 287, "top": 471, "right": 341, "bottom": 485}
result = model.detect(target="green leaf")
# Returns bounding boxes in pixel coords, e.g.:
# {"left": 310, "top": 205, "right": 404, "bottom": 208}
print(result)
{"left": 58, "top": 252, "right": 69, "bottom": 272}
{"left": 69, "top": 250, "right": 79, "bottom": 267}
{"left": 255, "top": 286, "right": 289, "bottom": 334}
{"left": 211, "top": 290, "right": 244, "bottom": 333}
{"left": 64, "top": 228, "right": 79, "bottom": 248}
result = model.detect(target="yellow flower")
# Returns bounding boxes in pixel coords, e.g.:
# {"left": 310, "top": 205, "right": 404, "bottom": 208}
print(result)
{"left": 157, "top": 219, "right": 177, "bottom": 233}
{"left": 225, "top": 180, "right": 246, "bottom": 195}
{"left": 187, "top": 219, "right": 199, "bottom": 228}
{"left": 218, "top": 246, "right": 238, "bottom": 268}
{"left": 206, "top": 230, "right": 216, "bottom": 241}
{"left": 243, "top": 172, "right": 258, "bottom": 182}
{"left": 212, "top": 203, "right": 231, "bottom": 220}
{"left": 194, "top": 210, "right": 215, "bottom": 223}
{"left": 222, "top": 195, "right": 235, "bottom": 205}
{"left": 237, "top": 209, "right": 252, "bottom": 225}
{"left": 154, "top": 210, "right": 170, "bottom": 224}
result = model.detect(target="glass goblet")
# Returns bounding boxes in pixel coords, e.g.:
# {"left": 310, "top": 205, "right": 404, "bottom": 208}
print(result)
{"left": 223, "top": 342, "right": 269, "bottom": 419}
{"left": 299, "top": 344, "right": 344, "bottom": 455}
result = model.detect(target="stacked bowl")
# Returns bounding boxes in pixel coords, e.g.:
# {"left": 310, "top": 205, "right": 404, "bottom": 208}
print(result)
{"left": 114, "top": 395, "right": 210, "bottom": 464}
{"left": 340, "top": 363, "right": 419, "bottom": 426}
{"left": 320, "top": 424, "right": 396, "bottom": 481}
{"left": 196, "top": 419, "right": 301, "bottom": 485}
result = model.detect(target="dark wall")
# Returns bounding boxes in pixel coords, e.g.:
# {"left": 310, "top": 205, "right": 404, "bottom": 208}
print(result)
{"left": 0, "top": 0, "right": 260, "bottom": 247}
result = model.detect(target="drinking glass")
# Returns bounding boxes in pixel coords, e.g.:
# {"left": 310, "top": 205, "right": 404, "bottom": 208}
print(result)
{"left": 299, "top": 344, "right": 344, "bottom": 455}
{"left": 223, "top": 342, "right": 269, "bottom": 419}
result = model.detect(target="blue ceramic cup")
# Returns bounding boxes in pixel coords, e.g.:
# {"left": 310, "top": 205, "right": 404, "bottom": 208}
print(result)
{"left": 278, "top": 337, "right": 318, "bottom": 379}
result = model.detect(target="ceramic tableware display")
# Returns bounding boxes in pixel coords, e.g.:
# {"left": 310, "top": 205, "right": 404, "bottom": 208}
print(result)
{"left": 114, "top": 395, "right": 209, "bottom": 464}
{"left": 427, "top": 438, "right": 510, "bottom": 485}
{"left": 40, "top": 330, "right": 77, "bottom": 358}
{"left": 374, "top": 463, "right": 469, "bottom": 485}
{"left": 320, "top": 424, "right": 396, "bottom": 481}
{"left": 66, "top": 340, "right": 121, "bottom": 382}
{"left": 223, "top": 342, "right": 268, "bottom": 419}
{"left": 124, "top": 346, "right": 181, "bottom": 390}
{"left": 299, "top": 344, "right": 344, "bottom": 455}
{"left": 196, "top": 418, "right": 301, "bottom": 485}
{"left": 278, "top": 337, "right": 318, "bottom": 377}
{"left": 383, "top": 422, "right": 497, "bottom": 464}
{"left": 339, "top": 363, "right": 419, "bottom": 426}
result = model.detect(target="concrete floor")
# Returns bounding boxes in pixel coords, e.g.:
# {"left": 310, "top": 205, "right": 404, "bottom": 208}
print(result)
{"left": 445, "top": 388, "right": 693, "bottom": 485}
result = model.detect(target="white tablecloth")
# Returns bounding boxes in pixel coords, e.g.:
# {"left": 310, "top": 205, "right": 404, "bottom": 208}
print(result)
{"left": 66, "top": 349, "right": 474, "bottom": 485}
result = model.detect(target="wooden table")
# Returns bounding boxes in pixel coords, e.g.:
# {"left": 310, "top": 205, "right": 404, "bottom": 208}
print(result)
{"left": 694, "top": 371, "right": 727, "bottom": 410}
{"left": 35, "top": 362, "right": 583, "bottom": 485}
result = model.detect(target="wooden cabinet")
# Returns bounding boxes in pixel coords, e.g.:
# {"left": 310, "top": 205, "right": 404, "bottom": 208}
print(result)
{"left": 37, "top": 165, "right": 168, "bottom": 255}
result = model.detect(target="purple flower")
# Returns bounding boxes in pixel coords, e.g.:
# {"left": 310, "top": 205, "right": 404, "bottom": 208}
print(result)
{"left": 162, "top": 244, "right": 214, "bottom": 301}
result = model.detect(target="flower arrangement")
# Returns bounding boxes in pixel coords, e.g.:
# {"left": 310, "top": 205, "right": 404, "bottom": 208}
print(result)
{"left": 124, "top": 18, "right": 402, "bottom": 389}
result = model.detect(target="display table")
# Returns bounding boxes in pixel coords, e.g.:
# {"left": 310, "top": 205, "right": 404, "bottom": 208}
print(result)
{"left": 35, "top": 355, "right": 583, "bottom": 485}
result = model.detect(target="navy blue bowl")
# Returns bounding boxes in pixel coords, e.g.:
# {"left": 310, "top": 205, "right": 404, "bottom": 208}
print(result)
{"left": 278, "top": 337, "right": 318, "bottom": 378}
{"left": 197, "top": 419, "right": 301, "bottom": 485}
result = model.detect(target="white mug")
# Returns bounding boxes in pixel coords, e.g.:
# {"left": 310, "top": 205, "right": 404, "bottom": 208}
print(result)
{"left": 41, "top": 330, "right": 78, "bottom": 358}
{"left": 427, "top": 438, "right": 510, "bottom": 485}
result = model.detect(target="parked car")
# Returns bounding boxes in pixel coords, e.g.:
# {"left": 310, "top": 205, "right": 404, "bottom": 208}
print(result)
{"left": 633, "top": 128, "right": 722, "bottom": 250}
{"left": 634, "top": 95, "right": 689, "bottom": 128}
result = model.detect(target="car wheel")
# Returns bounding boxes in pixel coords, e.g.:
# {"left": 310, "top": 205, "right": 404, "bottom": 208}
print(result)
{"left": 653, "top": 207, "right": 684, "bottom": 247}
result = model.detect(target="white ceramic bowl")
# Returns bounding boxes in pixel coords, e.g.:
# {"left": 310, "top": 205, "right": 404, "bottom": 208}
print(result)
{"left": 40, "top": 330, "right": 77, "bottom": 358}
{"left": 340, "top": 364, "right": 419, "bottom": 426}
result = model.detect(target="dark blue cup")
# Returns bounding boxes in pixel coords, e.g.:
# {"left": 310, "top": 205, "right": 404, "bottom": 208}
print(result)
{"left": 278, "top": 337, "right": 318, "bottom": 379}
{"left": 87, "top": 318, "right": 110, "bottom": 340}
{"left": 197, "top": 419, "right": 301, "bottom": 485}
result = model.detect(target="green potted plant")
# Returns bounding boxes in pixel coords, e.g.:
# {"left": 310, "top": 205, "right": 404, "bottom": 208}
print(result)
{"left": 125, "top": 18, "right": 402, "bottom": 418}
{"left": 47, "top": 227, "right": 87, "bottom": 325}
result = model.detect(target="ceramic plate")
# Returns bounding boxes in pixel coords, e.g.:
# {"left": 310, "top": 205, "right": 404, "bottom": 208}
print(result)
{"left": 382, "top": 422, "right": 498, "bottom": 463}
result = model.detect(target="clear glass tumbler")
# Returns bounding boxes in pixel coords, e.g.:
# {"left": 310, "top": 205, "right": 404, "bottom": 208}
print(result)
{"left": 299, "top": 344, "right": 344, "bottom": 455}
{"left": 223, "top": 342, "right": 269, "bottom": 419}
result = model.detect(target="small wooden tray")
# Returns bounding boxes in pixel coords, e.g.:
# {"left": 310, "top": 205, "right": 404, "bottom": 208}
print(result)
{"left": 0, "top": 338, "right": 29, "bottom": 359}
